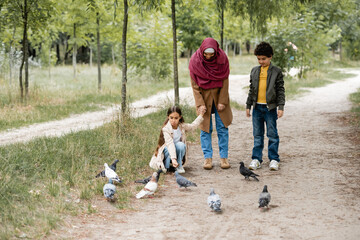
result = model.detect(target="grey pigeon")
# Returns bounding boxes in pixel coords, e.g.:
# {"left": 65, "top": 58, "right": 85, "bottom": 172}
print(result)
{"left": 135, "top": 169, "right": 162, "bottom": 184}
{"left": 259, "top": 185, "right": 271, "bottom": 208}
{"left": 207, "top": 188, "right": 222, "bottom": 212}
{"left": 239, "top": 162, "right": 259, "bottom": 181}
{"left": 136, "top": 172, "right": 160, "bottom": 199}
{"left": 96, "top": 159, "right": 119, "bottom": 178}
{"left": 104, "top": 163, "right": 122, "bottom": 183}
{"left": 103, "top": 179, "right": 116, "bottom": 201}
{"left": 174, "top": 171, "right": 197, "bottom": 188}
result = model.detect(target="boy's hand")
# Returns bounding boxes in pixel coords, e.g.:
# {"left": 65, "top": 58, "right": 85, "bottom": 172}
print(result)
{"left": 198, "top": 105, "right": 206, "bottom": 116}
{"left": 278, "top": 110, "right": 284, "bottom": 118}
{"left": 217, "top": 104, "right": 225, "bottom": 112}
{"left": 246, "top": 109, "right": 251, "bottom": 117}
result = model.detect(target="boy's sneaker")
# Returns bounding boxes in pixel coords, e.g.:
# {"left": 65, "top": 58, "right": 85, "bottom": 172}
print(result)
{"left": 249, "top": 159, "right": 261, "bottom": 170}
{"left": 269, "top": 160, "right": 279, "bottom": 171}
{"left": 176, "top": 166, "right": 185, "bottom": 174}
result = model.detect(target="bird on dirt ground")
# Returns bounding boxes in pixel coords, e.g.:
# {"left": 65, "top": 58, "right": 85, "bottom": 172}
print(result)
{"left": 104, "top": 163, "right": 122, "bottom": 183}
{"left": 134, "top": 169, "right": 163, "bottom": 184}
{"left": 103, "top": 179, "right": 116, "bottom": 201}
{"left": 95, "top": 159, "right": 119, "bottom": 178}
{"left": 136, "top": 172, "right": 160, "bottom": 199}
{"left": 207, "top": 188, "right": 222, "bottom": 212}
{"left": 174, "top": 171, "right": 197, "bottom": 188}
{"left": 259, "top": 185, "right": 271, "bottom": 208}
{"left": 239, "top": 162, "right": 259, "bottom": 181}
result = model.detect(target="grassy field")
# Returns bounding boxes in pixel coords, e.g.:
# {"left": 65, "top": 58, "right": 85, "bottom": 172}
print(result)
{"left": 0, "top": 104, "right": 199, "bottom": 239}
{"left": 1, "top": 54, "right": 356, "bottom": 131}
{"left": 0, "top": 55, "right": 359, "bottom": 238}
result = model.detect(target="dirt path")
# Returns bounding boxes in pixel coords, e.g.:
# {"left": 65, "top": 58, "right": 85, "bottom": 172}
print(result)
{"left": 44, "top": 69, "right": 360, "bottom": 240}
{"left": 0, "top": 75, "right": 247, "bottom": 146}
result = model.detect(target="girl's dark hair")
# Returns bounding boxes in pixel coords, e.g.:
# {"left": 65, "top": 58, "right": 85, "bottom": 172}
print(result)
{"left": 154, "top": 106, "right": 184, "bottom": 156}
{"left": 254, "top": 42, "right": 273, "bottom": 57}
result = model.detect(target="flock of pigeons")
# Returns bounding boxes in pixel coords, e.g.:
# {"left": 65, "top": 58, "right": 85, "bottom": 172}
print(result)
{"left": 95, "top": 159, "right": 271, "bottom": 211}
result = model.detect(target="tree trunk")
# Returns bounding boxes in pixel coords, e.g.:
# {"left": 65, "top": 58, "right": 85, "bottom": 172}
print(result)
{"left": 48, "top": 44, "right": 51, "bottom": 79}
{"left": 96, "top": 12, "right": 102, "bottom": 91}
{"left": 64, "top": 37, "right": 68, "bottom": 65}
{"left": 56, "top": 43, "right": 61, "bottom": 64}
{"left": 9, "top": 25, "right": 16, "bottom": 85}
{"left": 339, "top": 40, "right": 342, "bottom": 61}
{"left": 121, "top": 0, "right": 128, "bottom": 114}
{"left": 171, "top": 0, "right": 179, "bottom": 106}
{"left": 220, "top": 5, "right": 224, "bottom": 49}
{"left": 73, "top": 23, "right": 77, "bottom": 79}
{"left": 112, "top": 45, "right": 115, "bottom": 66}
{"left": 89, "top": 47, "right": 93, "bottom": 68}
{"left": 19, "top": 0, "right": 29, "bottom": 101}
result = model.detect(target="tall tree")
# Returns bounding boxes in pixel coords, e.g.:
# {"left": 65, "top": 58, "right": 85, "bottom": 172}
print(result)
{"left": 171, "top": 0, "right": 179, "bottom": 105}
{"left": 121, "top": 0, "right": 128, "bottom": 114}
{"left": 216, "top": 0, "right": 226, "bottom": 49}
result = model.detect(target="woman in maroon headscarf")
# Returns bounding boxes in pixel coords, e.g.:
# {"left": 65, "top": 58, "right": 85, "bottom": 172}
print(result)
{"left": 189, "top": 37, "right": 233, "bottom": 170}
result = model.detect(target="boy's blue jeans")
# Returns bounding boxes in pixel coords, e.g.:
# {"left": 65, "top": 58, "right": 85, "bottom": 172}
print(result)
{"left": 252, "top": 104, "right": 280, "bottom": 162}
{"left": 163, "top": 142, "right": 186, "bottom": 169}
{"left": 200, "top": 106, "right": 229, "bottom": 159}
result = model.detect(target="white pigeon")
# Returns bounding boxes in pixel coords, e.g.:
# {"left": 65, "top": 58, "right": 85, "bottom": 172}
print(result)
{"left": 136, "top": 172, "right": 159, "bottom": 199}
{"left": 104, "top": 163, "right": 121, "bottom": 183}
{"left": 207, "top": 188, "right": 222, "bottom": 212}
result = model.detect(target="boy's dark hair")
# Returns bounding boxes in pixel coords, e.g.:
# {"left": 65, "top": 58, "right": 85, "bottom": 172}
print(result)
{"left": 254, "top": 42, "right": 273, "bottom": 58}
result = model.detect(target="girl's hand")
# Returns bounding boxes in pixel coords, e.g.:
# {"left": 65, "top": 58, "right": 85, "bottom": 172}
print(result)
{"left": 198, "top": 105, "right": 206, "bottom": 116}
{"left": 217, "top": 104, "right": 225, "bottom": 112}
{"left": 171, "top": 158, "right": 179, "bottom": 168}
{"left": 246, "top": 109, "right": 251, "bottom": 117}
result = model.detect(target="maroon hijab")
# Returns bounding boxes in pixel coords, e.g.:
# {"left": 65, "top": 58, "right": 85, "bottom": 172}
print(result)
{"left": 189, "top": 38, "right": 229, "bottom": 89}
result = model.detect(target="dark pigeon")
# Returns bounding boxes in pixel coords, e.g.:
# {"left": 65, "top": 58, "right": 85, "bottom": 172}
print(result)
{"left": 207, "top": 188, "right": 222, "bottom": 212}
{"left": 259, "top": 185, "right": 271, "bottom": 208}
{"left": 95, "top": 159, "right": 119, "bottom": 178}
{"left": 135, "top": 169, "right": 162, "bottom": 184}
{"left": 174, "top": 171, "right": 197, "bottom": 188}
{"left": 239, "top": 161, "right": 259, "bottom": 181}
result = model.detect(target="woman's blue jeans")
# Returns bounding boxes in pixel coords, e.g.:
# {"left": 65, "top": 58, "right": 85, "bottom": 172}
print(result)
{"left": 163, "top": 142, "right": 186, "bottom": 169}
{"left": 252, "top": 104, "right": 280, "bottom": 162}
{"left": 200, "top": 106, "right": 229, "bottom": 159}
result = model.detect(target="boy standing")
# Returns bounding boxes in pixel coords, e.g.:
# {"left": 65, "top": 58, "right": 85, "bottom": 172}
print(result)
{"left": 246, "top": 42, "right": 285, "bottom": 171}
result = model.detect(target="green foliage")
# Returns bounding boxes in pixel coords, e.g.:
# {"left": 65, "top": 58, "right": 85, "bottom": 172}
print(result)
{"left": 127, "top": 11, "right": 173, "bottom": 81}
{"left": 266, "top": 10, "right": 341, "bottom": 74}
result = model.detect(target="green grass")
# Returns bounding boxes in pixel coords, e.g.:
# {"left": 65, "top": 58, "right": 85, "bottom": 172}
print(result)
{"left": 0, "top": 104, "right": 198, "bottom": 238}
{"left": 349, "top": 89, "right": 360, "bottom": 127}
{"left": 0, "top": 55, "right": 257, "bottom": 131}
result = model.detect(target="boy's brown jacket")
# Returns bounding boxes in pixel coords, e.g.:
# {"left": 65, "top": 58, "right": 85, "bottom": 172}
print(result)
{"left": 191, "top": 78, "right": 233, "bottom": 133}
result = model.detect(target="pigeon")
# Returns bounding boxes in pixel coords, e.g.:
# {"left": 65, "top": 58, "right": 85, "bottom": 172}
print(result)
{"left": 103, "top": 179, "right": 116, "bottom": 201}
{"left": 95, "top": 159, "right": 119, "bottom": 178}
{"left": 207, "top": 188, "right": 222, "bottom": 212}
{"left": 259, "top": 185, "right": 271, "bottom": 208}
{"left": 239, "top": 162, "right": 259, "bottom": 181}
{"left": 135, "top": 169, "right": 163, "bottom": 184}
{"left": 136, "top": 172, "right": 160, "bottom": 199}
{"left": 174, "top": 171, "right": 197, "bottom": 188}
{"left": 104, "top": 163, "right": 122, "bottom": 183}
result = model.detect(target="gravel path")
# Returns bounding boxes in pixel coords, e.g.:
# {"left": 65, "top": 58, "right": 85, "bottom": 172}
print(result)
{"left": 44, "top": 69, "right": 360, "bottom": 240}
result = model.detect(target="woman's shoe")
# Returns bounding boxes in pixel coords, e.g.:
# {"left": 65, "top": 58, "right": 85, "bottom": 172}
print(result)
{"left": 203, "top": 158, "right": 213, "bottom": 170}
{"left": 220, "top": 158, "right": 230, "bottom": 169}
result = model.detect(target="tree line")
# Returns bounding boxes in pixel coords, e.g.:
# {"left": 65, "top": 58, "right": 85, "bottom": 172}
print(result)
{"left": 0, "top": 0, "right": 359, "bottom": 111}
